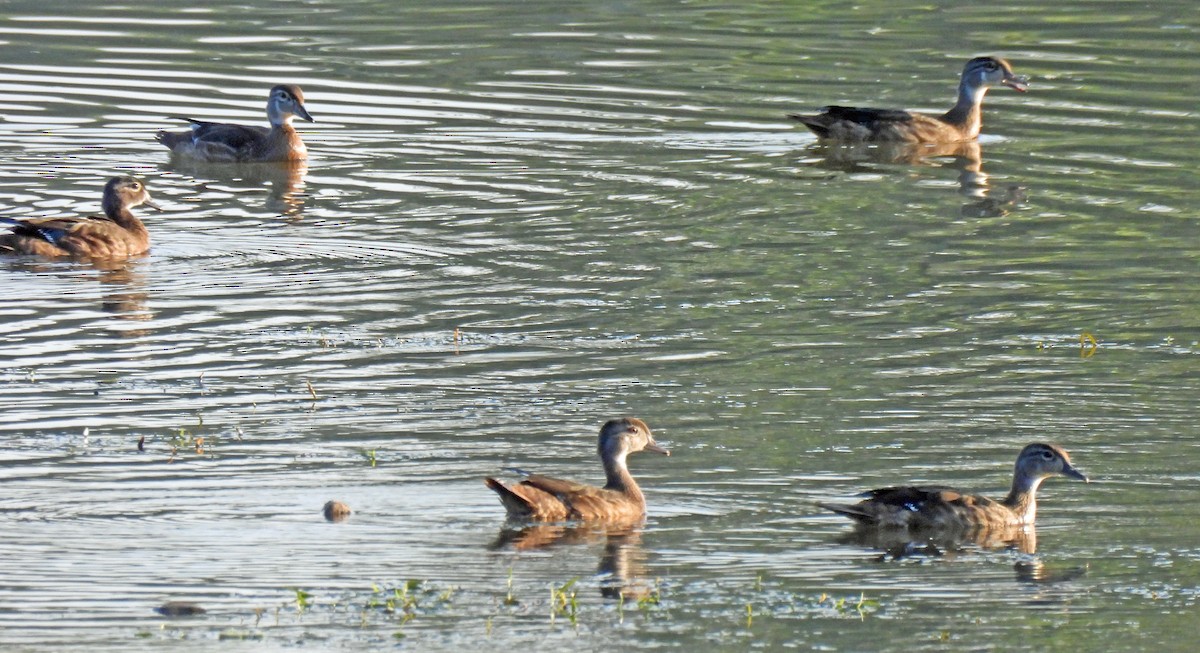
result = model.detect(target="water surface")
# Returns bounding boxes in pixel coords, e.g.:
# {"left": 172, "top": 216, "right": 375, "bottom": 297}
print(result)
{"left": 1, "top": 0, "right": 1198, "bottom": 650}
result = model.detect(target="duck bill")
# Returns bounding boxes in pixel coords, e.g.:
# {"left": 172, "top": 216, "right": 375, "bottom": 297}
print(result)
{"left": 142, "top": 197, "right": 164, "bottom": 212}
{"left": 1063, "top": 464, "right": 1088, "bottom": 483}
{"left": 644, "top": 442, "right": 670, "bottom": 456}
{"left": 1003, "top": 75, "right": 1029, "bottom": 93}
{"left": 295, "top": 104, "right": 315, "bottom": 123}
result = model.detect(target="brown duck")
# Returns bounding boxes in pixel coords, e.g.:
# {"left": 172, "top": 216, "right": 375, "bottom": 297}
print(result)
{"left": 1, "top": 176, "right": 161, "bottom": 260}
{"left": 818, "top": 443, "right": 1087, "bottom": 530}
{"left": 485, "top": 417, "right": 669, "bottom": 522}
{"left": 156, "top": 84, "right": 313, "bottom": 162}
{"left": 790, "top": 56, "right": 1028, "bottom": 143}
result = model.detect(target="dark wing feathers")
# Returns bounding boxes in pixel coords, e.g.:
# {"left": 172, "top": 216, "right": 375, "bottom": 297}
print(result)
{"left": 5, "top": 215, "right": 110, "bottom": 246}
{"left": 818, "top": 106, "right": 916, "bottom": 123}
{"left": 860, "top": 485, "right": 958, "bottom": 504}
{"left": 184, "top": 121, "right": 270, "bottom": 149}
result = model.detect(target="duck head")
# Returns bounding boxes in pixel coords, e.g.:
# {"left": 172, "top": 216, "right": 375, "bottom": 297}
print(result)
{"left": 103, "top": 176, "right": 162, "bottom": 214}
{"left": 964, "top": 56, "right": 1028, "bottom": 93}
{"left": 1016, "top": 442, "right": 1088, "bottom": 485}
{"left": 267, "top": 84, "right": 314, "bottom": 126}
{"left": 598, "top": 417, "right": 670, "bottom": 461}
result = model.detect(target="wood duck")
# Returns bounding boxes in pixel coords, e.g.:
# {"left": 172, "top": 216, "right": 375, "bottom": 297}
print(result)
{"left": 155, "top": 84, "right": 314, "bottom": 162}
{"left": 1, "top": 176, "right": 161, "bottom": 260}
{"left": 790, "top": 56, "right": 1028, "bottom": 143}
{"left": 485, "top": 417, "right": 669, "bottom": 522}
{"left": 818, "top": 443, "right": 1087, "bottom": 530}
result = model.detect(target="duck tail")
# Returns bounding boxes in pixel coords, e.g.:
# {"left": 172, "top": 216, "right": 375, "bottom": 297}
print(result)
{"left": 485, "top": 477, "right": 534, "bottom": 518}
{"left": 155, "top": 129, "right": 180, "bottom": 148}
{"left": 816, "top": 501, "right": 877, "bottom": 524}
{"left": 787, "top": 113, "right": 830, "bottom": 138}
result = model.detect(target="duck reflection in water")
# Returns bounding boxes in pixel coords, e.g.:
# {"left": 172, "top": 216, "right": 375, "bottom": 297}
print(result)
{"left": 4, "top": 258, "right": 154, "bottom": 333}
{"left": 835, "top": 519, "right": 1085, "bottom": 584}
{"left": 491, "top": 523, "right": 655, "bottom": 602}
{"left": 802, "top": 139, "right": 1026, "bottom": 218}
{"left": 96, "top": 264, "right": 153, "bottom": 327}
{"left": 162, "top": 159, "right": 309, "bottom": 220}
{"left": 820, "top": 443, "right": 1089, "bottom": 585}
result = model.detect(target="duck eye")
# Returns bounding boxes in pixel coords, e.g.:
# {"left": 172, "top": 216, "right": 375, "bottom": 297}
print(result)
{"left": 1041, "top": 451, "right": 1053, "bottom": 460}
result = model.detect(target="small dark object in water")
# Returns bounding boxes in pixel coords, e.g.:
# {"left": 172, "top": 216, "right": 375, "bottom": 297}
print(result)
{"left": 155, "top": 601, "right": 206, "bottom": 617}
{"left": 137, "top": 436, "right": 145, "bottom": 452}
{"left": 323, "top": 500, "right": 352, "bottom": 522}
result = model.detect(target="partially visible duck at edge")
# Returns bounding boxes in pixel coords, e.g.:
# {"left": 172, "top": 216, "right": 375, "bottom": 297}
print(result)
{"left": 485, "top": 417, "right": 670, "bottom": 523}
{"left": 1, "top": 176, "right": 161, "bottom": 260}
{"left": 818, "top": 443, "right": 1088, "bottom": 530}
{"left": 156, "top": 84, "right": 314, "bottom": 163}
{"left": 790, "top": 56, "right": 1028, "bottom": 143}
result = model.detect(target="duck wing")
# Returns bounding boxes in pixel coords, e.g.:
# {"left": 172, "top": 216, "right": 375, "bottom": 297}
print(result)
{"left": 2, "top": 214, "right": 115, "bottom": 246}
{"left": 816, "top": 106, "right": 916, "bottom": 124}
{"left": 176, "top": 118, "right": 270, "bottom": 149}
{"left": 790, "top": 106, "right": 933, "bottom": 141}
{"left": 518, "top": 473, "right": 592, "bottom": 497}
{"left": 819, "top": 485, "right": 965, "bottom": 527}
{"left": 485, "top": 476, "right": 571, "bottom": 521}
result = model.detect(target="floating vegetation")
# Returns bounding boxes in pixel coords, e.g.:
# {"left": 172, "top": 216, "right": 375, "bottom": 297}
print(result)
{"left": 502, "top": 568, "right": 519, "bottom": 606}
{"left": 218, "top": 629, "right": 264, "bottom": 641}
{"left": 360, "top": 448, "right": 377, "bottom": 467}
{"left": 636, "top": 583, "right": 662, "bottom": 613}
{"left": 1080, "top": 332, "right": 1098, "bottom": 358}
{"left": 292, "top": 588, "right": 312, "bottom": 613}
{"left": 818, "top": 592, "right": 881, "bottom": 620}
{"left": 131, "top": 574, "right": 884, "bottom": 646}
{"left": 358, "top": 580, "right": 458, "bottom": 638}
{"left": 615, "top": 578, "right": 663, "bottom": 623}
{"left": 164, "top": 428, "right": 215, "bottom": 462}
{"left": 163, "top": 427, "right": 214, "bottom": 463}
{"left": 549, "top": 578, "right": 580, "bottom": 626}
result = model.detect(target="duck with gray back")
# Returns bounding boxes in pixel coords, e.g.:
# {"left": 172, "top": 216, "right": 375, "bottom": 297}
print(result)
{"left": 818, "top": 443, "right": 1087, "bottom": 530}
{"left": 156, "top": 84, "right": 313, "bottom": 162}
{"left": 790, "top": 56, "right": 1027, "bottom": 143}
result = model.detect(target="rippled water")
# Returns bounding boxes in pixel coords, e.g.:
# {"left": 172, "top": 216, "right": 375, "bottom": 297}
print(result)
{"left": 1, "top": 0, "right": 1198, "bottom": 650}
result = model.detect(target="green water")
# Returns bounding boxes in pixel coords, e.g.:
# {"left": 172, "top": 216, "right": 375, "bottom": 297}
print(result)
{"left": 1, "top": 0, "right": 1198, "bottom": 650}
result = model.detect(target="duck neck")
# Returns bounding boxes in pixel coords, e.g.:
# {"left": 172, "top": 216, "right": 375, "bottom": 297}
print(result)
{"left": 1001, "top": 473, "right": 1045, "bottom": 524}
{"left": 940, "top": 79, "right": 988, "bottom": 138}
{"left": 101, "top": 198, "right": 146, "bottom": 234}
{"left": 267, "top": 104, "right": 295, "bottom": 131}
{"left": 602, "top": 451, "right": 644, "bottom": 503}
